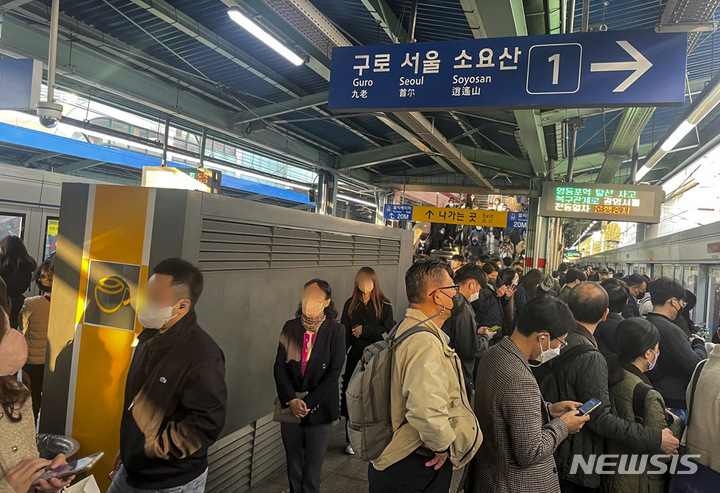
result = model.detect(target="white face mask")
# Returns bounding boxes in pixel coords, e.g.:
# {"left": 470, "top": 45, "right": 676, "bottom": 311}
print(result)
{"left": 647, "top": 349, "right": 659, "bottom": 372}
{"left": 138, "top": 301, "right": 180, "bottom": 329}
{"left": 302, "top": 298, "right": 326, "bottom": 318}
{"left": 469, "top": 291, "right": 480, "bottom": 303}
{"left": 359, "top": 280, "right": 374, "bottom": 294}
{"left": 512, "top": 278, "right": 519, "bottom": 286}
{"left": 532, "top": 336, "right": 562, "bottom": 366}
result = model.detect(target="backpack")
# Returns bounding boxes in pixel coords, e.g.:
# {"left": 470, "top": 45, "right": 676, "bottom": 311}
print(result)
{"left": 346, "top": 320, "right": 441, "bottom": 461}
{"left": 533, "top": 344, "right": 598, "bottom": 404}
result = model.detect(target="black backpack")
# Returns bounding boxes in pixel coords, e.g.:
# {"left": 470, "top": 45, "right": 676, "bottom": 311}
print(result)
{"left": 533, "top": 344, "right": 598, "bottom": 403}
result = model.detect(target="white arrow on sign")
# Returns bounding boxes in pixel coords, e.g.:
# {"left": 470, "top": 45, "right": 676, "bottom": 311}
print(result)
{"left": 590, "top": 40, "right": 653, "bottom": 92}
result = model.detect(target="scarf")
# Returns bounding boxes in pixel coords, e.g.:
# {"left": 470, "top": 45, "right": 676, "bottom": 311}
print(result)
{"left": 301, "top": 313, "right": 326, "bottom": 333}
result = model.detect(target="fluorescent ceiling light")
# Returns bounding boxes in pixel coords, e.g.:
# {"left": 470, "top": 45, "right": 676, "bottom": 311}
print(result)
{"left": 228, "top": 8, "right": 304, "bottom": 66}
{"left": 661, "top": 120, "right": 695, "bottom": 152}
{"left": 337, "top": 194, "right": 377, "bottom": 209}
{"left": 636, "top": 166, "right": 650, "bottom": 181}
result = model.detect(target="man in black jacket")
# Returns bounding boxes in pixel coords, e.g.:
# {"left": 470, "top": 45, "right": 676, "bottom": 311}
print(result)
{"left": 547, "top": 283, "right": 678, "bottom": 492}
{"left": 443, "top": 264, "right": 492, "bottom": 395}
{"left": 109, "top": 258, "right": 226, "bottom": 493}
{"left": 622, "top": 273, "right": 646, "bottom": 319}
{"left": 594, "top": 279, "right": 628, "bottom": 358}
{"left": 646, "top": 277, "right": 707, "bottom": 421}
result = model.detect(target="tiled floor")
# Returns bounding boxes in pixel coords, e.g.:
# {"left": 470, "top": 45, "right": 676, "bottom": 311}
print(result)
{"left": 250, "top": 421, "right": 464, "bottom": 493}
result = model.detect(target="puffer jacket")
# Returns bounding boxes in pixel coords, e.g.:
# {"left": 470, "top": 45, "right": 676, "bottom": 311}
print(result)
{"left": 19, "top": 295, "right": 51, "bottom": 365}
{"left": 371, "top": 308, "right": 482, "bottom": 471}
{"left": 603, "top": 365, "right": 683, "bottom": 493}
{"left": 547, "top": 325, "right": 661, "bottom": 489}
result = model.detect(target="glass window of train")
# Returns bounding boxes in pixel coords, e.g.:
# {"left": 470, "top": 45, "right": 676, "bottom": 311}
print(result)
{"left": 44, "top": 217, "right": 59, "bottom": 260}
{"left": 0, "top": 213, "right": 25, "bottom": 242}
{"left": 707, "top": 267, "right": 720, "bottom": 331}
{"left": 662, "top": 264, "right": 674, "bottom": 280}
{"left": 683, "top": 265, "right": 698, "bottom": 293}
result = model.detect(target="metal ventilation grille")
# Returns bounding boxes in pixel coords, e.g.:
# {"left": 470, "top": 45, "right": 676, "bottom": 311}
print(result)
{"left": 199, "top": 218, "right": 401, "bottom": 271}
{"left": 206, "top": 412, "right": 286, "bottom": 492}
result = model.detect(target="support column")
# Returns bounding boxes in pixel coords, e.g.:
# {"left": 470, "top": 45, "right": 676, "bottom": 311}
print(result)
{"left": 376, "top": 192, "right": 386, "bottom": 226}
{"left": 326, "top": 172, "right": 337, "bottom": 217}
{"left": 525, "top": 196, "right": 540, "bottom": 269}
{"left": 315, "top": 172, "right": 328, "bottom": 215}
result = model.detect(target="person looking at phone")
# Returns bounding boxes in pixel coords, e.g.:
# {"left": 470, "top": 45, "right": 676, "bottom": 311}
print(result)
{"left": 473, "top": 265, "right": 514, "bottom": 342}
{"left": 603, "top": 318, "right": 683, "bottom": 492}
{"left": 108, "top": 258, "right": 226, "bottom": 493}
{"left": 467, "top": 296, "right": 588, "bottom": 493}
{"left": 0, "top": 306, "right": 75, "bottom": 493}
{"left": 545, "top": 283, "right": 677, "bottom": 493}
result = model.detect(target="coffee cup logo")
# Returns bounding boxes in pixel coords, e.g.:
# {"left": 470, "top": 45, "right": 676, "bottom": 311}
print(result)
{"left": 94, "top": 276, "right": 131, "bottom": 314}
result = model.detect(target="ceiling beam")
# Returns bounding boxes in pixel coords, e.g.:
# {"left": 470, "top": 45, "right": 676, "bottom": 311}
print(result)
{"left": 337, "top": 144, "right": 424, "bottom": 170}
{"left": 454, "top": 143, "right": 533, "bottom": 175}
{"left": 540, "top": 107, "right": 624, "bottom": 126}
{"left": 23, "top": 151, "right": 61, "bottom": 165}
{"left": 360, "top": 0, "right": 407, "bottom": 44}
{"left": 595, "top": 107, "right": 655, "bottom": 183}
{"left": 0, "top": 0, "right": 34, "bottom": 10}
{"left": 465, "top": 0, "right": 549, "bottom": 177}
{"left": 233, "top": 91, "right": 329, "bottom": 125}
{"left": 54, "top": 159, "right": 103, "bottom": 173}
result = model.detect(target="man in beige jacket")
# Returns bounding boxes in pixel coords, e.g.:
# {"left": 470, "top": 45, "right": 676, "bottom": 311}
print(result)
{"left": 369, "top": 259, "right": 482, "bottom": 492}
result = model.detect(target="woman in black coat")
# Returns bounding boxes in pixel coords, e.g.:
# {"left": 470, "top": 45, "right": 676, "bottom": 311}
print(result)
{"left": 339, "top": 267, "right": 394, "bottom": 454}
{"left": 0, "top": 235, "right": 36, "bottom": 329}
{"left": 273, "top": 279, "right": 346, "bottom": 493}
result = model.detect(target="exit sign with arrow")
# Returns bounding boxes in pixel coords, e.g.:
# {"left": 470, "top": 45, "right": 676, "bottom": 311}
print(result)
{"left": 329, "top": 29, "right": 687, "bottom": 111}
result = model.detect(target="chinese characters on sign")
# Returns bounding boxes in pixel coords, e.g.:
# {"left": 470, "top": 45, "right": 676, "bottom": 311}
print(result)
{"left": 412, "top": 206, "right": 508, "bottom": 227}
{"left": 328, "top": 30, "right": 687, "bottom": 111}
{"left": 539, "top": 183, "right": 664, "bottom": 223}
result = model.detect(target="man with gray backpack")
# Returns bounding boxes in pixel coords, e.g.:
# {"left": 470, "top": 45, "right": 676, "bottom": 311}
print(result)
{"left": 346, "top": 259, "right": 482, "bottom": 493}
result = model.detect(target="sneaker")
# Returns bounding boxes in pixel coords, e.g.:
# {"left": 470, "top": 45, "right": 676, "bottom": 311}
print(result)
{"left": 344, "top": 444, "right": 355, "bottom": 455}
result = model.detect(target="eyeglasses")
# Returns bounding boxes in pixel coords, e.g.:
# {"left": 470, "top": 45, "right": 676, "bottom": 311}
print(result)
{"left": 554, "top": 337, "right": 568, "bottom": 349}
{"left": 433, "top": 284, "right": 460, "bottom": 296}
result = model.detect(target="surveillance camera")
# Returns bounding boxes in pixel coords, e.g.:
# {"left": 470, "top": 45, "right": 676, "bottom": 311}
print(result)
{"left": 37, "top": 102, "right": 63, "bottom": 128}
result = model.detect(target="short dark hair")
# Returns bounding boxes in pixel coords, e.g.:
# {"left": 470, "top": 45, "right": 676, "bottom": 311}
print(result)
{"left": 455, "top": 264, "right": 487, "bottom": 288}
{"left": 35, "top": 257, "right": 55, "bottom": 293}
{"left": 568, "top": 282, "right": 609, "bottom": 324}
{"left": 517, "top": 295, "right": 575, "bottom": 338}
{"left": 551, "top": 270, "right": 559, "bottom": 279}
{"left": 512, "top": 261, "right": 523, "bottom": 268}
{"left": 600, "top": 279, "right": 629, "bottom": 313}
{"left": 559, "top": 262, "right": 568, "bottom": 272}
{"left": 625, "top": 273, "right": 646, "bottom": 288}
{"left": 498, "top": 268, "right": 517, "bottom": 287}
{"left": 478, "top": 254, "right": 491, "bottom": 263}
{"left": 608, "top": 318, "right": 660, "bottom": 386}
{"left": 153, "top": 258, "right": 204, "bottom": 307}
{"left": 566, "top": 268, "right": 587, "bottom": 285}
{"left": 451, "top": 254, "right": 464, "bottom": 263}
{"left": 502, "top": 257, "right": 513, "bottom": 267}
{"left": 405, "top": 259, "right": 453, "bottom": 304}
{"left": 481, "top": 263, "right": 497, "bottom": 276}
{"left": 608, "top": 268, "right": 615, "bottom": 274}
{"left": 648, "top": 277, "right": 686, "bottom": 306}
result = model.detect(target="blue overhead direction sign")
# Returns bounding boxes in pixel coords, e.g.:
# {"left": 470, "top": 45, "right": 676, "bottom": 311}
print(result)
{"left": 507, "top": 212, "right": 529, "bottom": 229}
{"left": 328, "top": 30, "right": 687, "bottom": 111}
{"left": 0, "top": 59, "right": 43, "bottom": 111}
{"left": 383, "top": 204, "right": 413, "bottom": 221}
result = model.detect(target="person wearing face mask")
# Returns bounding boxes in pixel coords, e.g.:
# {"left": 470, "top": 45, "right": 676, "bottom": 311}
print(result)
{"left": 340, "top": 268, "right": 394, "bottom": 455}
{"left": 621, "top": 274, "right": 646, "bottom": 319}
{"left": 473, "top": 264, "right": 510, "bottom": 344}
{"left": 441, "top": 265, "right": 492, "bottom": 397}
{"left": 369, "top": 259, "right": 481, "bottom": 493}
{"left": 274, "top": 279, "right": 345, "bottom": 493}
{"left": 645, "top": 278, "right": 707, "bottom": 424}
{"left": 450, "top": 255, "right": 465, "bottom": 273}
{"left": 465, "top": 235, "right": 482, "bottom": 261}
{"left": 603, "top": 318, "right": 683, "bottom": 493}
{"left": 108, "top": 258, "right": 226, "bottom": 493}
{"left": 0, "top": 306, "right": 75, "bottom": 493}
{"left": 540, "top": 283, "right": 677, "bottom": 493}
{"left": 467, "top": 296, "right": 588, "bottom": 493}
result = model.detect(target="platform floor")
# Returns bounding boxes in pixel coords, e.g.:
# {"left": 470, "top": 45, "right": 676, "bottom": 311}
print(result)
{"left": 249, "top": 420, "right": 465, "bottom": 493}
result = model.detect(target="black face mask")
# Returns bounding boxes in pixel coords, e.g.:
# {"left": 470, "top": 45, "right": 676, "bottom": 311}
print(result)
{"left": 450, "top": 292, "right": 464, "bottom": 317}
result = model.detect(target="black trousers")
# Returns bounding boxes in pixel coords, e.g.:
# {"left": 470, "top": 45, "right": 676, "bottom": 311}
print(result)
{"left": 280, "top": 422, "right": 332, "bottom": 493}
{"left": 23, "top": 363, "right": 44, "bottom": 421}
{"left": 368, "top": 451, "right": 453, "bottom": 493}
{"left": 559, "top": 479, "right": 598, "bottom": 493}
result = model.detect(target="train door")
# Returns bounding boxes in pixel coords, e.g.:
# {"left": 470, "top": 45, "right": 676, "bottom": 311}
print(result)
{"left": 42, "top": 214, "right": 59, "bottom": 261}
{"left": 0, "top": 211, "right": 26, "bottom": 242}
{"left": 707, "top": 266, "right": 720, "bottom": 331}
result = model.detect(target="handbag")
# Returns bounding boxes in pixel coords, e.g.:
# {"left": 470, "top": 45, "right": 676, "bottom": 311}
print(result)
{"left": 273, "top": 392, "right": 308, "bottom": 424}
{"left": 65, "top": 475, "right": 101, "bottom": 493}
{"left": 670, "top": 360, "right": 720, "bottom": 492}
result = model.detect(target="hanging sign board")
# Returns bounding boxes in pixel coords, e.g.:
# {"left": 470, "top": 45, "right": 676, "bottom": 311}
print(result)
{"left": 383, "top": 204, "right": 413, "bottom": 220}
{"left": 328, "top": 30, "right": 686, "bottom": 111}
{"left": 539, "top": 182, "right": 664, "bottom": 223}
{"left": 507, "top": 211, "right": 529, "bottom": 229}
{"left": 412, "top": 206, "right": 508, "bottom": 227}
{"left": 0, "top": 59, "right": 43, "bottom": 110}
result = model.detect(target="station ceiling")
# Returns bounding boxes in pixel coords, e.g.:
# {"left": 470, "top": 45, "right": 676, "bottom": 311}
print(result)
{"left": 1, "top": 0, "right": 720, "bottom": 196}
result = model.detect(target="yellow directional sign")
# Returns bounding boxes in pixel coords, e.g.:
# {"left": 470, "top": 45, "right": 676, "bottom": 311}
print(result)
{"left": 412, "top": 206, "right": 508, "bottom": 227}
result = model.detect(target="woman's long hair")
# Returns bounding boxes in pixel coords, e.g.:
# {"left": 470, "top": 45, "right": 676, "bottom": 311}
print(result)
{"left": 607, "top": 318, "right": 660, "bottom": 387}
{"left": 295, "top": 278, "right": 338, "bottom": 320}
{"left": 348, "top": 267, "right": 389, "bottom": 319}
{"left": 0, "top": 235, "right": 36, "bottom": 274}
{"left": 0, "top": 309, "right": 30, "bottom": 422}
{"left": 518, "top": 269, "right": 543, "bottom": 299}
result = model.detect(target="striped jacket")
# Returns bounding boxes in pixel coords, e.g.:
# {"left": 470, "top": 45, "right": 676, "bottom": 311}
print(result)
{"left": 469, "top": 336, "right": 568, "bottom": 493}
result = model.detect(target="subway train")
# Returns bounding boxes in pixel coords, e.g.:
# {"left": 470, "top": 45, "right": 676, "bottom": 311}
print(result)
{"left": 582, "top": 220, "right": 720, "bottom": 330}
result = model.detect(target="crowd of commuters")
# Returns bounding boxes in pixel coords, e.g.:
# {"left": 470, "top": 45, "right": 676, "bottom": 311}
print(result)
{"left": 1, "top": 228, "right": 719, "bottom": 493}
